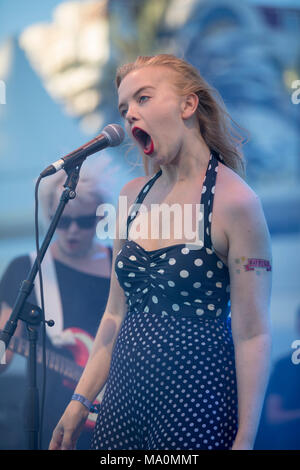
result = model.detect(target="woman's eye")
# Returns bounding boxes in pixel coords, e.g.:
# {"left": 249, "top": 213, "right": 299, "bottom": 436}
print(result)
{"left": 120, "top": 108, "right": 127, "bottom": 118}
{"left": 138, "top": 95, "right": 149, "bottom": 104}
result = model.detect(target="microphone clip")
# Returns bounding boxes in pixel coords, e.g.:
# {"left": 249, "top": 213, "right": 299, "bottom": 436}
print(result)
{"left": 17, "top": 302, "right": 55, "bottom": 329}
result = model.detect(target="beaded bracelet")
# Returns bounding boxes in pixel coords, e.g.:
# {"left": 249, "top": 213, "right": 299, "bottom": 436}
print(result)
{"left": 71, "top": 393, "right": 100, "bottom": 413}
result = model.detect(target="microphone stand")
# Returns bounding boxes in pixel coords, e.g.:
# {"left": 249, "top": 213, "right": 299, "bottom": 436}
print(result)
{"left": 0, "top": 161, "right": 84, "bottom": 449}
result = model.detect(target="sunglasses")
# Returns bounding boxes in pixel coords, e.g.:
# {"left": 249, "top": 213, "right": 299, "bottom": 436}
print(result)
{"left": 52, "top": 214, "right": 98, "bottom": 230}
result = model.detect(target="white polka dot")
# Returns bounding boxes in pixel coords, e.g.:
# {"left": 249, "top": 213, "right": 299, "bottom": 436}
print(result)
{"left": 124, "top": 282, "right": 131, "bottom": 287}
{"left": 168, "top": 280, "right": 175, "bottom": 287}
{"left": 193, "top": 282, "right": 201, "bottom": 288}
{"left": 172, "top": 304, "right": 180, "bottom": 311}
{"left": 202, "top": 185, "right": 207, "bottom": 194}
{"left": 129, "top": 255, "right": 136, "bottom": 261}
{"left": 206, "top": 270, "right": 214, "bottom": 278}
{"left": 143, "top": 185, "right": 150, "bottom": 193}
{"left": 211, "top": 185, "right": 215, "bottom": 194}
{"left": 194, "top": 259, "right": 203, "bottom": 267}
{"left": 217, "top": 261, "right": 223, "bottom": 269}
{"left": 117, "top": 261, "right": 123, "bottom": 268}
{"left": 180, "top": 270, "right": 189, "bottom": 278}
{"left": 216, "top": 309, "right": 222, "bottom": 316}
{"left": 169, "top": 258, "right": 176, "bottom": 265}
{"left": 206, "top": 248, "right": 213, "bottom": 255}
{"left": 208, "top": 304, "right": 215, "bottom": 311}
{"left": 181, "top": 247, "right": 190, "bottom": 255}
{"left": 196, "top": 309, "right": 204, "bottom": 316}
{"left": 180, "top": 291, "right": 189, "bottom": 296}
{"left": 216, "top": 282, "right": 222, "bottom": 288}
{"left": 128, "top": 272, "right": 135, "bottom": 277}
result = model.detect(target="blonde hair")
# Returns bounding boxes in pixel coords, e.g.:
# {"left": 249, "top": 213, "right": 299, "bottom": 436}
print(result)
{"left": 39, "top": 154, "right": 117, "bottom": 221}
{"left": 116, "top": 54, "right": 248, "bottom": 179}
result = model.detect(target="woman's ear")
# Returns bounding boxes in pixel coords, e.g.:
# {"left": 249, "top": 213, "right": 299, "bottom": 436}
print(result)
{"left": 181, "top": 92, "right": 199, "bottom": 120}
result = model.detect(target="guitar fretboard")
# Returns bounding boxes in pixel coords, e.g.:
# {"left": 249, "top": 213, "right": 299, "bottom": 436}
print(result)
{"left": 8, "top": 335, "right": 83, "bottom": 382}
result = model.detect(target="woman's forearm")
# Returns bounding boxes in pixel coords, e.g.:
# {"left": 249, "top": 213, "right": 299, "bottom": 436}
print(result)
{"left": 233, "top": 333, "right": 272, "bottom": 446}
{"left": 73, "top": 310, "right": 124, "bottom": 403}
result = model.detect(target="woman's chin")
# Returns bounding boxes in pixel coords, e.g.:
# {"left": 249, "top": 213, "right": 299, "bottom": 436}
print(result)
{"left": 60, "top": 241, "right": 85, "bottom": 258}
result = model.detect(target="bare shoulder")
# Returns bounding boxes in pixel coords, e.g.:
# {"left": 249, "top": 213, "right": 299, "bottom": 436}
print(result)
{"left": 216, "top": 161, "right": 261, "bottom": 217}
{"left": 119, "top": 174, "right": 151, "bottom": 205}
{"left": 115, "top": 174, "right": 151, "bottom": 240}
{"left": 216, "top": 162, "right": 271, "bottom": 258}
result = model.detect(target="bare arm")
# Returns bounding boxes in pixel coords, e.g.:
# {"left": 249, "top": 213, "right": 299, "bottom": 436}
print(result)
{"left": 71, "top": 254, "right": 127, "bottom": 403}
{"left": 225, "top": 189, "right": 273, "bottom": 449}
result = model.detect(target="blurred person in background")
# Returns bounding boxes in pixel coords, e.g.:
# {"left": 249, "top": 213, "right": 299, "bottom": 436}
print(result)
{"left": 257, "top": 306, "right": 300, "bottom": 450}
{"left": 0, "top": 157, "right": 115, "bottom": 449}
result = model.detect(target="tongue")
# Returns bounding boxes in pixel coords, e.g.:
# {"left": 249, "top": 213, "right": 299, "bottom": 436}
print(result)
{"left": 144, "top": 136, "right": 154, "bottom": 155}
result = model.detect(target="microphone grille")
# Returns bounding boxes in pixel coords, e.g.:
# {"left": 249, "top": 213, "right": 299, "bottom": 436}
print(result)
{"left": 102, "top": 124, "right": 125, "bottom": 147}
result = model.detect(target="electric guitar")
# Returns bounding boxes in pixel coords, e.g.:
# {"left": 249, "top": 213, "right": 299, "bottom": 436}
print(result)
{"left": 2, "top": 327, "right": 105, "bottom": 429}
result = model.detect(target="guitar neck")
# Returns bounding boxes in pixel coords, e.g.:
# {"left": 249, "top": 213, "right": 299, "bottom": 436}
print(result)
{"left": 8, "top": 334, "right": 83, "bottom": 382}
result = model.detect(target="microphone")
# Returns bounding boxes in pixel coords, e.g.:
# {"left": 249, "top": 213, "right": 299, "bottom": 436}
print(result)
{"left": 40, "top": 124, "right": 125, "bottom": 178}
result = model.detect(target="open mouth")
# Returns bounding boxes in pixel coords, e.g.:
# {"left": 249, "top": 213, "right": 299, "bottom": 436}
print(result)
{"left": 132, "top": 127, "right": 154, "bottom": 155}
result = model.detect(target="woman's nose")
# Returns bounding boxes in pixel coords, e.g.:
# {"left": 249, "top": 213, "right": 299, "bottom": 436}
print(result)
{"left": 126, "top": 105, "right": 138, "bottom": 124}
{"left": 68, "top": 220, "right": 80, "bottom": 232}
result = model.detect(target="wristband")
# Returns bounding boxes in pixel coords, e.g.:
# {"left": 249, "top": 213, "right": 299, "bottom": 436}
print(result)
{"left": 71, "top": 393, "right": 100, "bottom": 413}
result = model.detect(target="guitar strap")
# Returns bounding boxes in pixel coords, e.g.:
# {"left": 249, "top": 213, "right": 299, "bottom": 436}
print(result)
{"left": 29, "top": 250, "right": 64, "bottom": 346}
{"left": 29, "top": 245, "right": 113, "bottom": 348}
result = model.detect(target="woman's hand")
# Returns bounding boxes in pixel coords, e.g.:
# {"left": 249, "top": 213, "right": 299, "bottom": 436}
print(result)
{"left": 49, "top": 400, "right": 90, "bottom": 450}
{"left": 0, "top": 302, "right": 23, "bottom": 370}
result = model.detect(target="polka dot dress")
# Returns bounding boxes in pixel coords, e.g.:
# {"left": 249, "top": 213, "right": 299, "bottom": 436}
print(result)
{"left": 91, "top": 152, "right": 238, "bottom": 450}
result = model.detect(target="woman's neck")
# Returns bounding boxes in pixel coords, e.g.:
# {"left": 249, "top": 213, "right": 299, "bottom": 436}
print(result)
{"left": 160, "top": 132, "right": 211, "bottom": 185}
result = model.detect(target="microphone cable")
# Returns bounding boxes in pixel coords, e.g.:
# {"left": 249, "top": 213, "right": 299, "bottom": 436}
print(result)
{"left": 34, "top": 175, "right": 47, "bottom": 450}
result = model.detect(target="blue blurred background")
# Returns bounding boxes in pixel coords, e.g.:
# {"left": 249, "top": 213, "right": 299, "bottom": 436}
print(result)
{"left": 0, "top": 0, "right": 299, "bottom": 449}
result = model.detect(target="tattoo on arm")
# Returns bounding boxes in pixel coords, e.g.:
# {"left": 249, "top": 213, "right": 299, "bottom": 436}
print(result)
{"left": 234, "top": 257, "right": 272, "bottom": 275}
